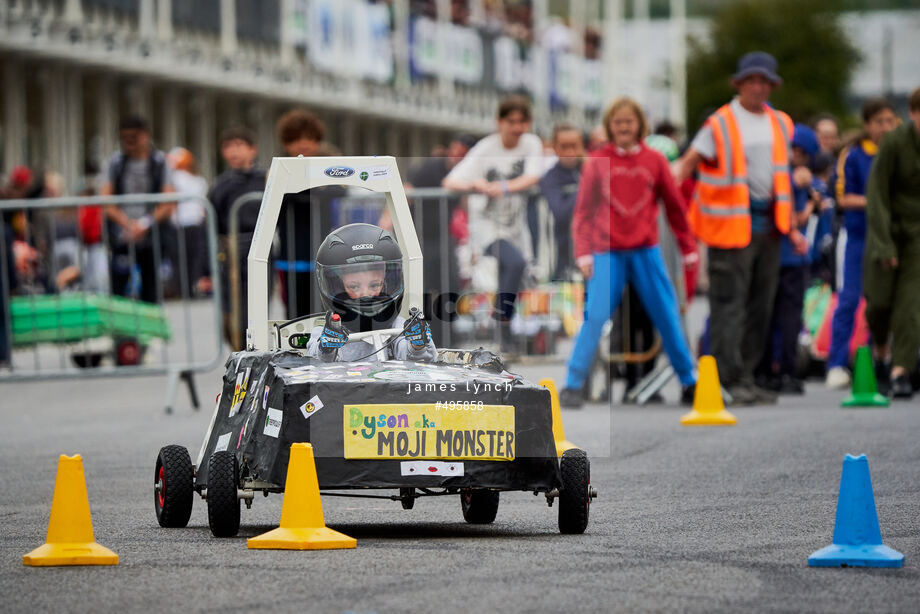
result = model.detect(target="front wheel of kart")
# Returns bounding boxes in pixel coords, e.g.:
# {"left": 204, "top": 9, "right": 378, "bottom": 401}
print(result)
{"left": 155, "top": 445, "right": 194, "bottom": 528}
{"left": 558, "top": 448, "right": 591, "bottom": 534}
{"left": 460, "top": 489, "right": 499, "bottom": 524}
{"left": 207, "top": 451, "right": 240, "bottom": 537}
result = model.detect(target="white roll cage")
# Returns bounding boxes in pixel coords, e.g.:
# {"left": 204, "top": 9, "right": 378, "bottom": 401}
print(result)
{"left": 245, "top": 156, "right": 423, "bottom": 351}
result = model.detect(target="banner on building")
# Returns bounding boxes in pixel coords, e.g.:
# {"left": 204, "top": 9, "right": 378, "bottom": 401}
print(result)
{"left": 292, "top": 0, "right": 394, "bottom": 83}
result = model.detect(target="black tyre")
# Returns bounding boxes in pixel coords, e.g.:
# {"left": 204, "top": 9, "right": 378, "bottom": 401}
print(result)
{"left": 207, "top": 451, "right": 240, "bottom": 537}
{"left": 558, "top": 448, "right": 591, "bottom": 534}
{"left": 72, "top": 352, "right": 103, "bottom": 369}
{"left": 460, "top": 489, "right": 499, "bottom": 524}
{"left": 155, "top": 445, "right": 194, "bottom": 528}
{"left": 400, "top": 487, "right": 415, "bottom": 510}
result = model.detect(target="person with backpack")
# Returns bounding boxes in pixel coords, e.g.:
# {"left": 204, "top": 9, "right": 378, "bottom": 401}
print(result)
{"left": 100, "top": 115, "right": 175, "bottom": 304}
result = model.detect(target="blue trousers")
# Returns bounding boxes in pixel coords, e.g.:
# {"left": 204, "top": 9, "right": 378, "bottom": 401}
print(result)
{"left": 565, "top": 248, "right": 696, "bottom": 389}
{"left": 828, "top": 233, "right": 864, "bottom": 368}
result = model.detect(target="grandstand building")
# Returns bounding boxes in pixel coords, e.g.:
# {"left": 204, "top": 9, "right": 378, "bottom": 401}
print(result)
{"left": 0, "top": 0, "right": 613, "bottom": 190}
{"left": 2, "top": 1, "right": 916, "bottom": 192}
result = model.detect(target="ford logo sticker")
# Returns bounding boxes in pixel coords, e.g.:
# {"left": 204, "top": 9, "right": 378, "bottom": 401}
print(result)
{"left": 324, "top": 166, "right": 355, "bottom": 178}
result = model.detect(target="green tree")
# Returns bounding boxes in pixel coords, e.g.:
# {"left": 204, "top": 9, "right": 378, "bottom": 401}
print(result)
{"left": 686, "top": 0, "right": 860, "bottom": 132}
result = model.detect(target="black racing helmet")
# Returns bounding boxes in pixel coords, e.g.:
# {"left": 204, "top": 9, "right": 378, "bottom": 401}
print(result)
{"left": 315, "top": 223, "right": 404, "bottom": 320}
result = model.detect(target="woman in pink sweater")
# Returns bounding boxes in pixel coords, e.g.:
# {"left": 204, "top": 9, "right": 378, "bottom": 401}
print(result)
{"left": 559, "top": 98, "right": 699, "bottom": 408}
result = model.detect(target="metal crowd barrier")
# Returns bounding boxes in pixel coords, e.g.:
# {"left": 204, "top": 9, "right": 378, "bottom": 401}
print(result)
{"left": 226, "top": 187, "right": 460, "bottom": 350}
{"left": 223, "top": 185, "right": 688, "bottom": 371}
{"left": 0, "top": 193, "right": 223, "bottom": 413}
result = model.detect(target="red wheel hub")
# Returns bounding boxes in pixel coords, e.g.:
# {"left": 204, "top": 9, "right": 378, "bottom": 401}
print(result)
{"left": 157, "top": 465, "right": 166, "bottom": 508}
{"left": 117, "top": 340, "right": 141, "bottom": 365}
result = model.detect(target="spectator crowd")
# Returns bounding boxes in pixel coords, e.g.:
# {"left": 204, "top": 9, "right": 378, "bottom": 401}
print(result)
{"left": 3, "top": 51, "right": 919, "bottom": 406}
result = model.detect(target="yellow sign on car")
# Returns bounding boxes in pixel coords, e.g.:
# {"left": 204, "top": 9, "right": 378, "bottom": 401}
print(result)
{"left": 343, "top": 403, "right": 516, "bottom": 460}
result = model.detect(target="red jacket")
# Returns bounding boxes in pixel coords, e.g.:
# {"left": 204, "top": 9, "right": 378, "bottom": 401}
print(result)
{"left": 572, "top": 143, "right": 696, "bottom": 259}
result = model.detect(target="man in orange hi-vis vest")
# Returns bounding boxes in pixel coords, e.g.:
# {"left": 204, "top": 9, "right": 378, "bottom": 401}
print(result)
{"left": 677, "top": 52, "right": 808, "bottom": 405}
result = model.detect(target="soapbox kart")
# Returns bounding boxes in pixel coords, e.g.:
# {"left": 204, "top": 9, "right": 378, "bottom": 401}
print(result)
{"left": 153, "top": 156, "right": 596, "bottom": 537}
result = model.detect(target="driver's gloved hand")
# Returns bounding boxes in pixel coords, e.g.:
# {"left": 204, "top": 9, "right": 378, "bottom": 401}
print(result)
{"left": 319, "top": 311, "right": 349, "bottom": 356}
{"left": 403, "top": 318, "right": 431, "bottom": 350}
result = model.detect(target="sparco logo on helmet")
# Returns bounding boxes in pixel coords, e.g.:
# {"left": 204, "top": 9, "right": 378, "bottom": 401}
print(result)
{"left": 324, "top": 166, "right": 355, "bottom": 178}
{"left": 352, "top": 243, "right": 374, "bottom": 250}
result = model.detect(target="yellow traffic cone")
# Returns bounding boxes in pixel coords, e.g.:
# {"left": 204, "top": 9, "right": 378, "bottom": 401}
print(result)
{"left": 22, "top": 455, "right": 118, "bottom": 566}
{"left": 680, "top": 356, "right": 737, "bottom": 426}
{"left": 539, "top": 378, "right": 577, "bottom": 456}
{"left": 248, "top": 443, "right": 356, "bottom": 550}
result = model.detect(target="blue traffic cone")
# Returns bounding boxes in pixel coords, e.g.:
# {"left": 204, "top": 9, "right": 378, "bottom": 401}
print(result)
{"left": 808, "top": 454, "right": 904, "bottom": 568}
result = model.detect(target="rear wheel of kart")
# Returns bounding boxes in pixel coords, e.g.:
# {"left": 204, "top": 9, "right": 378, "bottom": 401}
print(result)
{"left": 71, "top": 352, "right": 103, "bottom": 369}
{"left": 460, "top": 489, "right": 499, "bottom": 524}
{"left": 154, "top": 445, "right": 194, "bottom": 528}
{"left": 115, "top": 338, "right": 142, "bottom": 365}
{"left": 558, "top": 448, "right": 591, "bottom": 534}
{"left": 207, "top": 451, "right": 240, "bottom": 537}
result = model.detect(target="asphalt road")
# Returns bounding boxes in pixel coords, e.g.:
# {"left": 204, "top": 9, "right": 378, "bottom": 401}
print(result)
{"left": 1, "top": 339, "right": 918, "bottom": 612}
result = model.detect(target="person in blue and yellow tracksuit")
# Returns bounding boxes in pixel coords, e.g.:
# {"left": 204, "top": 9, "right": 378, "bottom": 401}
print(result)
{"left": 825, "top": 98, "right": 898, "bottom": 390}
{"left": 863, "top": 86, "right": 920, "bottom": 400}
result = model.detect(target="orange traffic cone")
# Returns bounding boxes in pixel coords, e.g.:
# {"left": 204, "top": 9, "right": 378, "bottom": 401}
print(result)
{"left": 248, "top": 443, "right": 356, "bottom": 550}
{"left": 680, "top": 356, "right": 737, "bottom": 426}
{"left": 539, "top": 378, "right": 577, "bottom": 456}
{"left": 23, "top": 455, "right": 118, "bottom": 566}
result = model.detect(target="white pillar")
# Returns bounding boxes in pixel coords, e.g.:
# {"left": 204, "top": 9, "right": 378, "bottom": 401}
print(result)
{"left": 2, "top": 60, "right": 27, "bottom": 171}
{"left": 669, "top": 0, "right": 687, "bottom": 132}
{"left": 248, "top": 100, "right": 276, "bottom": 168}
{"left": 339, "top": 114, "right": 358, "bottom": 156}
{"left": 157, "top": 0, "right": 173, "bottom": 40}
{"left": 161, "top": 87, "right": 183, "bottom": 151}
{"left": 393, "top": 0, "right": 411, "bottom": 92}
{"left": 139, "top": 0, "right": 156, "bottom": 39}
{"left": 40, "top": 67, "right": 64, "bottom": 181}
{"left": 63, "top": 0, "right": 83, "bottom": 23}
{"left": 531, "top": 0, "right": 550, "bottom": 132}
{"left": 386, "top": 125, "right": 403, "bottom": 158}
{"left": 125, "top": 80, "right": 152, "bottom": 122}
{"left": 64, "top": 69, "right": 84, "bottom": 191}
{"left": 569, "top": 0, "right": 586, "bottom": 124}
{"left": 409, "top": 125, "right": 425, "bottom": 159}
{"left": 363, "top": 119, "right": 380, "bottom": 156}
{"left": 192, "top": 93, "right": 216, "bottom": 180}
{"left": 96, "top": 76, "right": 119, "bottom": 163}
{"left": 602, "top": 0, "right": 624, "bottom": 105}
{"left": 634, "top": 0, "right": 651, "bottom": 109}
{"left": 278, "top": 0, "right": 294, "bottom": 66}
{"left": 221, "top": 0, "right": 238, "bottom": 57}
{"left": 435, "top": 0, "right": 455, "bottom": 101}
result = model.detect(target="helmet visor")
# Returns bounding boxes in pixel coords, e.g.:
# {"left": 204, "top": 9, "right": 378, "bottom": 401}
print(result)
{"left": 316, "top": 258, "right": 404, "bottom": 318}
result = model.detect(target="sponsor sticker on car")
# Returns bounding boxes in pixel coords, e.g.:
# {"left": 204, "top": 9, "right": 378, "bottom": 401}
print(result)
{"left": 263, "top": 408, "right": 283, "bottom": 438}
{"left": 229, "top": 367, "right": 251, "bottom": 417}
{"left": 323, "top": 166, "right": 355, "bottom": 178}
{"left": 400, "top": 461, "right": 464, "bottom": 476}
{"left": 357, "top": 166, "right": 390, "bottom": 181}
{"left": 343, "top": 403, "right": 515, "bottom": 461}
{"left": 214, "top": 431, "right": 232, "bottom": 452}
{"left": 299, "top": 395, "right": 325, "bottom": 420}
